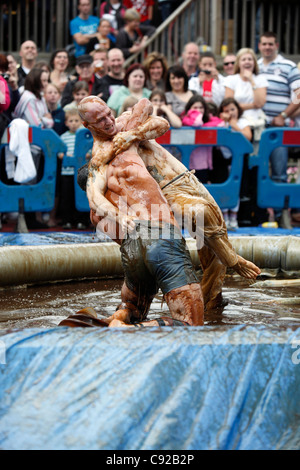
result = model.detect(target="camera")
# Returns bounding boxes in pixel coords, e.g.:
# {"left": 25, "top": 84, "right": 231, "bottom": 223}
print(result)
{"left": 0, "top": 73, "right": 10, "bottom": 82}
{"left": 201, "top": 69, "right": 211, "bottom": 75}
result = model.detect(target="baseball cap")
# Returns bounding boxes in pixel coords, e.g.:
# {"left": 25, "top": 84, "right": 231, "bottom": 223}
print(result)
{"left": 76, "top": 55, "right": 93, "bottom": 66}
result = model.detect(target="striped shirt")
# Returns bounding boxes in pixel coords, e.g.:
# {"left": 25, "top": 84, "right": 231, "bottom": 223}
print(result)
{"left": 258, "top": 54, "right": 300, "bottom": 123}
{"left": 61, "top": 131, "right": 76, "bottom": 176}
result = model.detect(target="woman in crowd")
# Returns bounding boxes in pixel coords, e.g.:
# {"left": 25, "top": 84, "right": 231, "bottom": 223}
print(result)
{"left": 149, "top": 89, "right": 182, "bottom": 128}
{"left": 143, "top": 52, "right": 168, "bottom": 91}
{"left": 165, "top": 65, "right": 194, "bottom": 117}
{"left": 86, "top": 19, "right": 115, "bottom": 54}
{"left": 13, "top": 68, "right": 54, "bottom": 129}
{"left": 224, "top": 47, "right": 268, "bottom": 153}
{"left": 49, "top": 50, "right": 71, "bottom": 94}
{"left": 107, "top": 63, "right": 151, "bottom": 116}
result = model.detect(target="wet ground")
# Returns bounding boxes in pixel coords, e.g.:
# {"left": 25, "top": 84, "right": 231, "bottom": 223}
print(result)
{"left": 0, "top": 275, "right": 299, "bottom": 330}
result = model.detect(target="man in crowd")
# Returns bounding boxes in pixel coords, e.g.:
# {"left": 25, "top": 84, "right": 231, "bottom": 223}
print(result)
{"left": 258, "top": 31, "right": 300, "bottom": 228}
{"left": 70, "top": 0, "right": 100, "bottom": 58}
{"left": 61, "top": 54, "right": 109, "bottom": 107}
{"left": 17, "top": 40, "right": 38, "bottom": 87}
{"left": 222, "top": 53, "right": 236, "bottom": 76}
{"left": 181, "top": 42, "right": 200, "bottom": 79}
{"left": 101, "top": 48, "right": 126, "bottom": 98}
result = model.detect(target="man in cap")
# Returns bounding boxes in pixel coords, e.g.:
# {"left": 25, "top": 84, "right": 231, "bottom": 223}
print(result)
{"left": 61, "top": 54, "right": 110, "bottom": 108}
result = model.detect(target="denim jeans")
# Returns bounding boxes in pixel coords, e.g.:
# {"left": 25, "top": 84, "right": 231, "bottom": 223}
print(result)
{"left": 270, "top": 146, "right": 288, "bottom": 217}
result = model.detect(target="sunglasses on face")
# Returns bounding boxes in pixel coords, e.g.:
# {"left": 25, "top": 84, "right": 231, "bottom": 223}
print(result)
{"left": 224, "top": 61, "right": 235, "bottom": 66}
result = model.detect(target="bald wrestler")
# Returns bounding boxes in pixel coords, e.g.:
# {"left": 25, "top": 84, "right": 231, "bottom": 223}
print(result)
{"left": 89, "top": 130, "right": 204, "bottom": 328}
{"left": 78, "top": 96, "right": 261, "bottom": 310}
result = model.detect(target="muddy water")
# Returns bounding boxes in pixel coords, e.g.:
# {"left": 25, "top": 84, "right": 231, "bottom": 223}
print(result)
{"left": 0, "top": 275, "right": 299, "bottom": 330}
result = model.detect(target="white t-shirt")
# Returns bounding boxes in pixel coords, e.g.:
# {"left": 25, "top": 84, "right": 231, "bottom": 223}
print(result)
{"left": 224, "top": 73, "right": 268, "bottom": 120}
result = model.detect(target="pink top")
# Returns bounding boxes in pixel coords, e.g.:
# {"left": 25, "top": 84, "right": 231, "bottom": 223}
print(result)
{"left": 0, "top": 76, "right": 11, "bottom": 112}
{"left": 182, "top": 110, "right": 224, "bottom": 171}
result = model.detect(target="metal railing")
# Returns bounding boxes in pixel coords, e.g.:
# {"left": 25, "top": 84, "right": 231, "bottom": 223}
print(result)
{"left": 0, "top": 0, "right": 299, "bottom": 61}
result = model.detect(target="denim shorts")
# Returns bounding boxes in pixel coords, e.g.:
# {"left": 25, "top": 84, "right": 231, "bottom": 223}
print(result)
{"left": 120, "top": 221, "right": 199, "bottom": 297}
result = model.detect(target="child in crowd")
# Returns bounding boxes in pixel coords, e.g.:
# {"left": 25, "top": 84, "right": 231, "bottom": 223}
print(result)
{"left": 181, "top": 95, "right": 224, "bottom": 183}
{"left": 63, "top": 81, "right": 90, "bottom": 113}
{"left": 149, "top": 89, "right": 182, "bottom": 128}
{"left": 119, "top": 96, "right": 139, "bottom": 114}
{"left": 58, "top": 109, "right": 88, "bottom": 230}
{"left": 219, "top": 97, "right": 252, "bottom": 229}
{"left": 189, "top": 52, "right": 225, "bottom": 107}
{"left": 44, "top": 83, "right": 68, "bottom": 136}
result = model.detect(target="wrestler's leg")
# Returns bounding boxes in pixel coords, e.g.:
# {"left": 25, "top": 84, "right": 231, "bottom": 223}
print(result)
{"left": 164, "top": 283, "right": 204, "bottom": 326}
{"left": 198, "top": 245, "right": 227, "bottom": 310}
{"left": 108, "top": 282, "right": 154, "bottom": 327}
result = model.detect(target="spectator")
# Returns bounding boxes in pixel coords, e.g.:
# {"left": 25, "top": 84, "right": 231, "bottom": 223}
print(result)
{"left": 257, "top": 32, "right": 300, "bottom": 228}
{"left": 70, "top": 0, "right": 100, "bottom": 58}
{"left": 0, "top": 55, "right": 11, "bottom": 140}
{"left": 219, "top": 97, "right": 252, "bottom": 229}
{"left": 100, "top": 0, "right": 126, "bottom": 34}
{"left": 61, "top": 55, "right": 109, "bottom": 108}
{"left": 101, "top": 48, "right": 125, "bottom": 97}
{"left": 107, "top": 63, "right": 151, "bottom": 116}
{"left": 2, "top": 54, "right": 19, "bottom": 121}
{"left": 44, "top": 83, "right": 68, "bottom": 136}
{"left": 149, "top": 89, "right": 182, "bottom": 128}
{"left": 222, "top": 54, "right": 237, "bottom": 76}
{"left": 85, "top": 19, "right": 115, "bottom": 54}
{"left": 123, "top": 0, "right": 154, "bottom": 25}
{"left": 143, "top": 51, "right": 168, "bottom": 91}
{"left": 13, "top": 68, "right": 54, "bottom": 129}
{"left": 224, "top": 47, "right": 268, "bottom": 153}
{"left": 181, "top": 95, "right": 224, "bottom": 184}
{"left": 181, "top": 42, "right": 200, "bottom": 79}
{"left": 115, "top": 8, "right": 155, "bottom": 60}
{"left": 165, "top": 65, "right": 194, "bottom": 117}
{"left": 6, "top": 54, "right": 20, "bottom": 93}
{"left": 189, "top": 51, "right": 225, "bottom": 107}
{"left": 63, "top": 81, "right": 90, "bottom": 112}
{"left": 49, "top": 50, "right": 72, "bottom": 94}
{"left": 58, "top": 109, "right": 88, "bottom": 230}
{"left": 17, "top": 40, "right": 38, "bottom": 88}
{"left": 91, "top": 48, "right": 109, "bottom": 79}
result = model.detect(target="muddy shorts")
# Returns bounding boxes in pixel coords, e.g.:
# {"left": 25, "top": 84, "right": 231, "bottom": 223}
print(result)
{"left": 120, "top": 221, "right": 199, "bottom": 297}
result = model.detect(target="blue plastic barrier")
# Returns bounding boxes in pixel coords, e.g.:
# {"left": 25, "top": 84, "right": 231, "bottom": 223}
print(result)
{"left": 66, "top": 127, "right": 253, "bottom": 212}
{"left": 0, "top": 127, "right": 66, "bottom": 212}
{"left": 157, "top": 127, "right": 253, "bottom": 209}
{"left": 249, "top": 128, "right": 300, "bottom": 208}
{"left": 0, "top": 325, "right": 299, "bottom": 450}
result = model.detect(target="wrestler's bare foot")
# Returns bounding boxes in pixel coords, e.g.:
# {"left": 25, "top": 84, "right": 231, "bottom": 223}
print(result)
{"left": 233, "top": 255, "right": 261, "bottom": 279}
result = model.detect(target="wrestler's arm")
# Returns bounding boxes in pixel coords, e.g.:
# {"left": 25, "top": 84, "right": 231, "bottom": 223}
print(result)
{"left": 87, "top": 164, "right": 135, "bottom": 232}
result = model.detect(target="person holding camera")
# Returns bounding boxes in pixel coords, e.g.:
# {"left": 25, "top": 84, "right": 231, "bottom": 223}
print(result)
{"left": 189, "top": 51, "right": 225, "bottom": 107}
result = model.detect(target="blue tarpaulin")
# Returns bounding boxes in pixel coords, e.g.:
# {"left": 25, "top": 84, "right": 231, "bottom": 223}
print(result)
{"left": 0, "top": 325, "right": 299, "bottom": 450}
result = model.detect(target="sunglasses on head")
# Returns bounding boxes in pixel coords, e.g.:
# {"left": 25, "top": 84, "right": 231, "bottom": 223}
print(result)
{"left": 224, "top": 61, "right": 235, "bottom": 66}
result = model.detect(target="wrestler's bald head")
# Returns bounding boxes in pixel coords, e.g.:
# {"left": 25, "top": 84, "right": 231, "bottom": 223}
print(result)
{"left": 78, "top": 95, "right": 108, "bottom": 124}
{"left": 78, "top": 95, "right": 117, "bottom": 137}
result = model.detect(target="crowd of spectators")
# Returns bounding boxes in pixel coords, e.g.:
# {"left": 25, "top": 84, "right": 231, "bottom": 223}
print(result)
{"left": 0, "top": 0, "right": 300, "bottom": 231}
